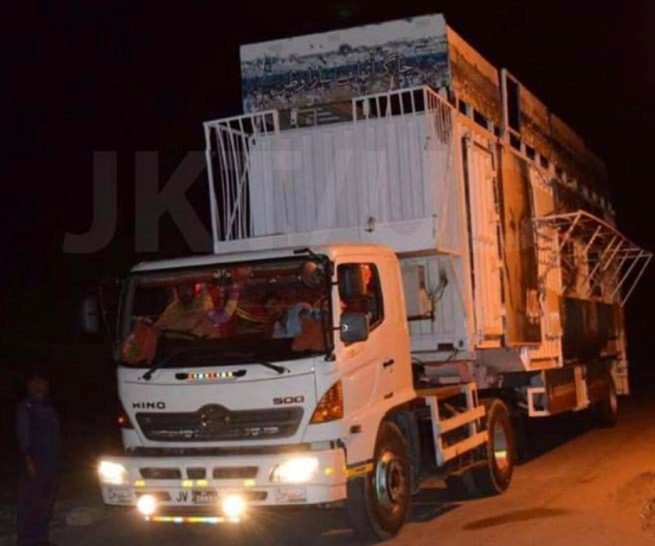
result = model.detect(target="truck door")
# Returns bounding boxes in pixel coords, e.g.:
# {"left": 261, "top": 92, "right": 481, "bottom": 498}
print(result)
{"left": 336, "top": 258, "right": 412, "bottom": 408}
{"left": 497, "top": 147, "right": 542, "bottom": 345}
{"left": 462, "top": 135, "right": 504, "bottom": 346}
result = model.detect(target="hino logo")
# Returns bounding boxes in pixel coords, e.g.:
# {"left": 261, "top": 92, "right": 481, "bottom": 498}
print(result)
{"left": 132, "top": 401, "right": 166, "bottom": 410}
{"left": 199, "top": 404, "right": 231, "bottom": 430}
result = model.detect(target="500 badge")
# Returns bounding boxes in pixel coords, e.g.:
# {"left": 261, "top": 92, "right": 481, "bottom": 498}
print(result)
{"left": 273, "top": 396, "right": 305, "bottom": 405}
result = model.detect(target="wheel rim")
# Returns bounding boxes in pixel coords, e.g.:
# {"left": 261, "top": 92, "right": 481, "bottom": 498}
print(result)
{"left": 374, "top": 450, "right": 407, "bottom": 509}
{"left": 492, "top": 421, "right": 510, "bottom": 474}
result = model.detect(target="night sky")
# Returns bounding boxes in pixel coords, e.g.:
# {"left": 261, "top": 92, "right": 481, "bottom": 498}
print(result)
{"left": 4, "top": 1, "right": 654, "bottom": 369}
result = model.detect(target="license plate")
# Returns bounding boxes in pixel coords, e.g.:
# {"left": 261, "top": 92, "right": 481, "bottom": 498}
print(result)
{"left": 106, "top": 487, "right": 132, "bottom": 504}
{"left": 192, "top": 490, "right": 218, "bottom": 505}
{"left": 275, "top": 487, "right": 307, "bottom": 503}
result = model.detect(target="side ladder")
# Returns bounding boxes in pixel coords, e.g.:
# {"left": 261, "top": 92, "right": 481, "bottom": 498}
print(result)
{"left": 418, "top": 383, "right": 488, "bottom": 467}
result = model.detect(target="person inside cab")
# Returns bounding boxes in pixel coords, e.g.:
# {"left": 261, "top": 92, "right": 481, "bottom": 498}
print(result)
{"left": 339, "top": 264, "right": 379, "bottom": 322}
{"left": 263, "top": 293, "right": 326, "bottom": 351}
{"left": 155, "top": 282, "right": 215, "bottom": 338}
{"left": 122, "top": 281, "right": 240, "bottom": 364}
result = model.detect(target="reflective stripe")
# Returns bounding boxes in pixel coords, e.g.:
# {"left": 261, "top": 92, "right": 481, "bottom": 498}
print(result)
{"left": 346, "top": 462, "right": 374, "bottom": 479}
{"left": 146, "top": 515, "right": 225, "bottom": 524}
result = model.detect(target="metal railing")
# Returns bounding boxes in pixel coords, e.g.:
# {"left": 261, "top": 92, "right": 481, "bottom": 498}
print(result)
{"left": 203, "top": 111, "right": 280, "bottom": 251}
{"left": 203, "top": 85, "right": 457, "bottom": 253}
{"left": 351, "top": 86, "right": 457, "bottom": 248}
{"left": 352, "top": 85, "right": 452, "bottom": 143}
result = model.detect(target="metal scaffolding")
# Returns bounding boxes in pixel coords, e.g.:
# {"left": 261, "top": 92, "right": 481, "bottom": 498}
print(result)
{"left": 534, "top": 210, "right": 652, "bottom": 306}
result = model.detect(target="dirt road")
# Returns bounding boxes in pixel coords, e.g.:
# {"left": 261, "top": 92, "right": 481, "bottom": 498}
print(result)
{"left": 26, "top": 392, "right": 655, "bottom": 545}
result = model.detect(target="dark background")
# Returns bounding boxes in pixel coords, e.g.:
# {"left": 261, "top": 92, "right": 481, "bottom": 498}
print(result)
{"left": 4, "top": 1, "right": 654, "bottom": 391}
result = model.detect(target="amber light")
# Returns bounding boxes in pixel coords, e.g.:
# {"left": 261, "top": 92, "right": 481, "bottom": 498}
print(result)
{"left": 117, "top": 402, "right": 134, "bottom": 429}
{"left": 310, "top": 381, "right": 343, "bottom": 423}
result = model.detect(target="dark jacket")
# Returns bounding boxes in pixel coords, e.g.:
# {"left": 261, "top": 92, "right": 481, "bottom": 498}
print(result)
{"left": 16, "top": 398, "right": 60, "bottom": 478}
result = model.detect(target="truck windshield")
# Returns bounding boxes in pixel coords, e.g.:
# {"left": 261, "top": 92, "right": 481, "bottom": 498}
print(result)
{"left": 118, "top": 257, "right": 331, "bottom": 368}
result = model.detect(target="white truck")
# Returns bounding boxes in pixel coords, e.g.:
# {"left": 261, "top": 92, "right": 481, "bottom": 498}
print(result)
{"left": 96, "top": 14, "right": 651, "bottom": 540}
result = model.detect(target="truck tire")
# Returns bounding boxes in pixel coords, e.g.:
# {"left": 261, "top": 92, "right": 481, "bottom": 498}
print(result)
{"left": 593, "top": 376, "right": 618, "bottom": 428}
{"left": 471, "top": 398, "right": 515, "bottom": 496}
{"left": 346, "top": 421, "right": 411, "bottom": 541}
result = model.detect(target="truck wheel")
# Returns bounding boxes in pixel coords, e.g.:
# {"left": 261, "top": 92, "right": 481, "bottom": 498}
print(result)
{"left": 594, "top": 376, "right": 618, "bottom": 428}
{"left": 346, "top": 421, "right": 411, "bottom": 541}
{"left": 472, "top": 398, "right": 515, "bottom": 496}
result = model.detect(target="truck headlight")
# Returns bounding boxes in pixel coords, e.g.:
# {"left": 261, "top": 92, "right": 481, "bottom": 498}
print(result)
{"left": 136, "top": 494, "right": 157, "bottom": 516}
{"left": 98, "top": 461, "right": 127, "bottom": 485}
{"left": 270, "top": 456, "right": 319, "bottom": 484}
{"left": 221, "top": 494, "right": 246, "bottom": 521}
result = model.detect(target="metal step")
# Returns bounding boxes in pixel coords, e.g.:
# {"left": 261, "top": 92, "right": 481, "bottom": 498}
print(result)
{"left": 418, "top": 382, "right": 488, "bottom": 467}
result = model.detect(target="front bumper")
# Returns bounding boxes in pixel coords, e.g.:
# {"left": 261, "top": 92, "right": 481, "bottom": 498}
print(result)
{"left": 99, "top": 447, "right": 347, "bottom": 515}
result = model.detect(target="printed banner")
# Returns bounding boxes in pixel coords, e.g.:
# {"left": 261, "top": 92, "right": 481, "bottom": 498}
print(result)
{"left": 240, "top": 14, "right": 450, "bottom": 113}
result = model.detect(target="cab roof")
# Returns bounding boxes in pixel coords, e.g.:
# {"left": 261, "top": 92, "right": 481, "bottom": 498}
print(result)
{"left": 130, "top": 243, "right": 395, "bottom": 273}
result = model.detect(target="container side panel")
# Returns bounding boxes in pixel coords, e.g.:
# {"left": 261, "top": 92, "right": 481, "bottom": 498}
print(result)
{"left": 402, "top": 255, "right": 469, "bottom": 350}
{"left": 408, "top": 117, "right": 425, "bottom": 218}
{"left": 246, "top": 113, "right": 453, "bottom": 254}
{"left": 249, "top": 140, "right": 267, "bottom": 236}
{"left": 562, "top": 299, "right": 622, "bottom": 363}
{"left": 343, "top": 129, "right": 359, "bottom": 227}
{"left": 425, "top": 111, "right": 459, "bottom": 251}
{"left": 301, "top": 133, "right": 318, "bottom": 232}
{"left": 528, "top": 166, "right": 563, "bottom": 367}
{"left": 319, "top": 132, "right": 338, "bottom": 230}
{"left": 498, "top": 147, "right": 542, "bottom": 344}
{"left": 463, "top": 137, "right": 503, "bottom": 342}
{"left": 292, "top": 136, "right": 308, "bottom": 232}
{"left": 447, "top": 26, "right": 502, "bottom": 127}
{"left": 385, "top": 122, "right": 403, "bottom": 222}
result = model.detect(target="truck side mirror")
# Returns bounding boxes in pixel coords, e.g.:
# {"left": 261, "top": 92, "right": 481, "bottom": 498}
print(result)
{"left": 80, "top": 295, "right": 100, "bottom": 334}
{"left": 93, "top": 277, "right": 123, "bottom": 339}
{"left": 340, "top": 311, "right": 369, "bottom": 344}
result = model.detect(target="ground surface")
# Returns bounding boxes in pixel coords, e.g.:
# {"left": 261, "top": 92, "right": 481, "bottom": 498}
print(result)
{"left": 2, "top": 388, "right": 655, "bottom": 546}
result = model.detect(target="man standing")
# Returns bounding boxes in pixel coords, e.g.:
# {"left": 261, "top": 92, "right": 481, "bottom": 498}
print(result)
{"left": 16, "top": 371, "right": 60, "bottom": 546}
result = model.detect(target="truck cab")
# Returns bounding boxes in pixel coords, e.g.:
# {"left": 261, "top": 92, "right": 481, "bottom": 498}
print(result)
{"left": 99, "top": 244, "right": 418, "bottom": 527}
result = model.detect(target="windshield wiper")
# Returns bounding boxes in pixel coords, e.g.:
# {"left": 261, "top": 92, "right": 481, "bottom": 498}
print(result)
{"left": 224, "top": 352, "right": 288, "bottom": 375}
{"left": 253, "top": 361, "right": 288, "bottom": 375}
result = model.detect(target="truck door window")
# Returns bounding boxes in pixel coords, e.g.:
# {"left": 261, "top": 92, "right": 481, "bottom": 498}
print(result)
{"left": 337, "top": 263, "right": 384, "bottom": 330}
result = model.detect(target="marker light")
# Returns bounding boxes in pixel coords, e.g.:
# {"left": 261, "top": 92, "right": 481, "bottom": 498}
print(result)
{"left": 270, "top": 456, "right": 319, "bottom": 484}
{"left": 137, "top": 494, "right": 157, "bottom": 516}
{"left": 117, "top": 401, "right": 134, "bottom": 429}
{"left": 98, "top": 461, "right": 127, "bottom": 485}
{"left": 221, "top": 494, "right": 246, "bottom": 520}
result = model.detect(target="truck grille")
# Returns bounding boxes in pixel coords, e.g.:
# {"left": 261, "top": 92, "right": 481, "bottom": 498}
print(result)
{"left": 212, "top": 466, "right": 258, "bottom": 479}
{"left": 136, "top": 404, "right": 304, "bottom": 442}
{"left": 140, "top": 467, "right": 182, "bottom": 480}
